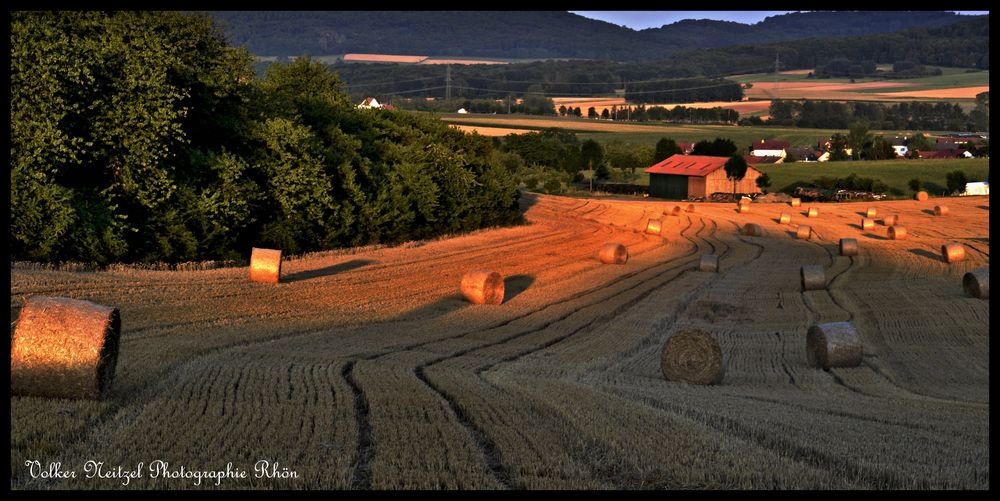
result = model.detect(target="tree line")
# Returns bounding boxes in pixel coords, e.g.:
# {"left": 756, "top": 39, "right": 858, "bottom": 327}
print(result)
{"left": 11, "top": 12, "right": 521, "bottom": 265}
{"left": 766, "top": 97, "right": 989, "bottom": 132}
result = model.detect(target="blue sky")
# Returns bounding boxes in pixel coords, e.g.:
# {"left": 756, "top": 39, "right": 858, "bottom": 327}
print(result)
{"left": 571, "top": 11, "right": 989, "bottom": 30}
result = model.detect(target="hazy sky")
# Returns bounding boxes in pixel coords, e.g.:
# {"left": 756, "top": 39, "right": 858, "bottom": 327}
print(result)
{"left": 571, "top": 11, "right": 989, "bottom": 30}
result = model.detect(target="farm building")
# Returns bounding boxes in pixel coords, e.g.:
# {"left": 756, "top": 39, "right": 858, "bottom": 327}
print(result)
{"left": 357, "top": 97, "right": 381, "bottom": 109}
{"left": 750, "top": 139, "right": 790, "bottom": 158}
{"left": 963, "top": 181, "right": 989, "bottom": 196}
{"left": 645, "top": 155, "right": 763, "bottom": 200}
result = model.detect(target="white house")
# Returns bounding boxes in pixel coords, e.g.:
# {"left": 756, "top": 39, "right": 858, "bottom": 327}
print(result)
{"left": 892, "top": 145, "right": 909, "bottom": 157}
{"left": 358, "top": 97, "right": 381, "bottom": 109}
{"left": 457, "top": 108, "right": 469, "bottom": 114}
{"left": 751, "top": 139, "right": 791, "bottom": 159}
{"left": 963, "top": 181, "right": 989, "bottom": 196}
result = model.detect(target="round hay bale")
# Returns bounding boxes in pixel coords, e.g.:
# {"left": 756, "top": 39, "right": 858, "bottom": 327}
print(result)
{"left": 796, "top": 225, "right": 812, "bottom": 240}
{"left": 840, "top": 238, "right": 859, "bottom": 256}
{"left": 806, "top": 321, "right": 863, "bottom": 369}
{"left": 686, "top": 204, "right": 696, "bottom": 213}
{"left": 790, "top": 198, "right": 801, "bottom": 207}
{"left": 250, "top": 247, "right": 282, "bottom": 283}
{"left": 460, "top": 270, "right": 505, "bottom": 305}
{"left": 941, "top": 243, "right": 966, "bottom": 263}
{"left": 883, "top": 215, "right": 898, "bottom": 227}
{"left": 934, "top": 205, "right": 949, "bottom": 216}
{"left": 888, "top": 226, "right": 907, "bottom": 240}
{"left": 779, "top": 212, "right": 791, "bottom": 225}
{"left": 11, "top": 296, "right": 121, "bottom": 399}
{"left": 671, "top": 206, "right": 683, "bottom": 216}
{"left": 861, "top": 217, "right": 874, "bottom": 230}
{"left": 807, "top": 207, "right": 819, "bottom": 218}
{"left": 865, "top": 207, "right": 877, "bottom": 218}
{"left": 801, "top": 264, "right": 826, "bottom": 291}
{"left": 738, "top": 197, "right": 751, "bottom": 206}
{"left": 963, "top": 268, "right": 989, "bottom": 299}
{"left": 645, "top": 219, "right": 662, "bottom": 235}
{"left": 698, "top": 254, "right": 719, "bottom": 273}
{"left": 743, "top": 223, "right": 764, "bottom": 237}
{"left": 660, "top": 328, "right": 725, "bottom": 385}
{"left": 737, "top": 204, "right": 751, "bottom": 214}
{"left": 598, "top": 243, "right": 628, "bottom": 265}
{"left": 915, "top": 191, "right": 928, "bottom": 201}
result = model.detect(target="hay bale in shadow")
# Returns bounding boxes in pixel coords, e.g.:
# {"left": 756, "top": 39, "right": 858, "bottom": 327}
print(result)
{"left": 660, "top": 328, "right": 725, "bottom": 385}
{"left": 807, "top": 321, "right": 863, "bottom": 369}
{"left": 698, "top": 254, "right": 719, "bottom": 273}
{"left": 801, "top": 265, "right": 826, "bottom": 291}
{"left": 888, "top": 226, "right": 907, "bottom": 240}
{"left": 598, "top": 243, "right": 628, "bottom": 265}
{"left": 460, "top": 270, "right": 505, "bottom": 305}
{"left": 11, "top": 296, "right": 121, "bottom": 399}
{"left": 934, "top": 205, "right": 949, "bottom": 216}
{"left": 840, "top": 238, "right": 858, "bottom": 256}
{"left": 742, "top": 223, "right": 764, "bottom": 237}
{"left": 941, "top": 243, "right": 965, "bottom": 263}
{"left": 963, "top": 268, "right": 989, "bottom": 299}
{"left": 796, "top": 225, "right": 812, "bottom": 240}
{"left": 883, "top": 215, "right": 898, "bottom": 227}
{"left": 686, "top": 204, "right": 696, "bottom": 213}
{"left": 250, "top": 247, "right": 282, "bottom": 283}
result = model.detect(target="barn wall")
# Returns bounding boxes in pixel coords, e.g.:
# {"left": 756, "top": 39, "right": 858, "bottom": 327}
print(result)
{"left": 704, "top": 168, "right": 762, "bottom": 195}
{"left": 649, "top": 174, "right": 689, "bottom": 199}
{"left": 687, "top": 176, "right": 707, "bottom": 198}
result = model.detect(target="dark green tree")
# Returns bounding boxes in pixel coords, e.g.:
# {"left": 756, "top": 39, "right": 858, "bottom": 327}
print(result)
{"left": 587, "top": 107, "right": 598, "bottom": 119}
{"left": 756, "top": 172, "right": 772, "bottom": 193}
{"left": 579, "top": 139, "right": 604, "bottom": 174}
{"left": 908, "top": 178, "right": 922, "bottom": 193}
{"left": 594, "top": 163, "right": 611, "bottom": 181}
{"left": 724, "top": 155, "right": 749, "bottom": 201}
{"left": 946, "top": 170, "right": 969, "bottom": 194}
{"left": 847, "top": 121, "right": 871, "bottom": 160}
{"left": 692, "top": 138, "right": 738, "bottom": 157}
{"left": 829, "top": 133, "right": 851, "bottom": 161}
{"left": 653, "top": 138, "right": 682, "bottom": 163}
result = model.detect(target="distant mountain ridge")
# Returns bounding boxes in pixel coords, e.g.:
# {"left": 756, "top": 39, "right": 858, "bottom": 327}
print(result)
{"left": 207, "top": 11, "right": 980, "bottom": 62}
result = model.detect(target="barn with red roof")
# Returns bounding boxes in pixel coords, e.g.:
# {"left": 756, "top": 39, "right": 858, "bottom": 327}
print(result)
{"left": 645, "top": 155, "right": 763, "bottom": 199}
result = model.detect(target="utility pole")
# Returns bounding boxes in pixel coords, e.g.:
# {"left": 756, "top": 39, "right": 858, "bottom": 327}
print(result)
{"left": 445, "top": 65, "right": 452, "bottom": 101}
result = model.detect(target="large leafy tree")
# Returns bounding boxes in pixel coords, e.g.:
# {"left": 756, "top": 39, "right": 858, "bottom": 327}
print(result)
{"left": 653, "top": 138, "right": 682, "bottom": 163}
{"left": 724, "top": 155, "right": 749, "bottom": 201}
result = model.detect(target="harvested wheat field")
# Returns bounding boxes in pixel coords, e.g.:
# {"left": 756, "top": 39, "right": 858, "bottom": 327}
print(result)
{"left": 444, "top": 116, "right": 702, "bottom": 134}
{"left": 10, "top": 194, "right": 989, "bottom": 489}
{"left": 449, "top": 124, "right": 536, "bottom": 136}
{"left": 871, "top": 86, "right": 990, "bottom": 99}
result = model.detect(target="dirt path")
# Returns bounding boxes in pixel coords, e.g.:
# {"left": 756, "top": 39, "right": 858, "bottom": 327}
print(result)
{"left": 10, "top": 195, "right": 989, "bottom": 489}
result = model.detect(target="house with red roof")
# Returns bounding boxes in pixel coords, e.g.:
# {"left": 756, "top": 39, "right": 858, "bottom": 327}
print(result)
{"left": 645, "top": 155, "right": 763, "bottom": 199}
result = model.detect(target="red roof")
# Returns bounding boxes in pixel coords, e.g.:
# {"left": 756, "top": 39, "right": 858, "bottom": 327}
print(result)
{"left": 645, "top": 155, "right": 730, "bottom": 176}
{"left": 752, "top": 139, "right": 791, "bottom": 150}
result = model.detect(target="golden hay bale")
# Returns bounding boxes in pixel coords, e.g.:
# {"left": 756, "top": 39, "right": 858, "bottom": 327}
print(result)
{"left": 941, "top": 243, "right": 966, "bottom": 263}
{"left": 888, "top": 226, "right": 907, "bottom": 240}
{"left": 11, "top": 296, "right": 121, "bottom": 399}
{"left": 866, "top": 207, "right": 877, "bottom": 218}
{"left": 861, "top": 217, "right": 874, "bottom": 230}
{"left": 934, "top": 205, "right": 949, "bottom": 216}
{"left": 963, "top": 268, "right": 989, "bottom": 299}
{"left": 779, "top": 212, "right": 791, "bottom": 225}
{"left": 915, "top": 191, "right": 928, "bottom": 201}
{"left": 806, "top": 321, "right": 863, "bottom": 369}
{"left": 646, "top": 218, "right": 662, "bottom": 235}
{"left": 796, "top": 225, "right": 812, "bottom": 240}
{"left": 460, "top": 270, "right": 505, "bottom": 305}
{"left": 883, "top": 215, "right": 899, "bottom": 227}
{"left": 671, "top": 206, "right": 683, "bottom": 216}
{"left": 737, "top": 204, "right": 751, "bottom": 214}
{"left": 807, "top": 207, "right": 819, "bottom": 218}
{"left": 840, "top": 238, "right": 859, "bottom": 256}
{"left": 738, "top": 197, "right": 751, "bottom": 206}
{"left": 801, "top": 265, "right": 826, "bottom": 291}
{"left": 598, "top": 243, "right": 629, "bottom": 264}
{"left": 660, "top": 328, "right": 725, "bottom": 385}
{"left": 790, "top": 198, "right": 801, "bottom": 207}
{"left": 686, "top": 204, "right": 696, "bottom": 213}
{"left": 250, "top": 247, "right": 282, "bottom": 283}
{"left": 742, "top": 223, "right": 764, "bottom": 237}
{"left": 698, "top": 254, "right": 719, "bottom": 273}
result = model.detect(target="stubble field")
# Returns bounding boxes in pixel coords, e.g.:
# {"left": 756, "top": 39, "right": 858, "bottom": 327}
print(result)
{"left": 10, "top": 194, "right": 989, "bottom": 489}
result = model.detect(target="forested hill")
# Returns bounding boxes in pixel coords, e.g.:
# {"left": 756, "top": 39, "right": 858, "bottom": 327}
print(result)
{"left": 206, "top": 10, "right": 979, "bottom": 62}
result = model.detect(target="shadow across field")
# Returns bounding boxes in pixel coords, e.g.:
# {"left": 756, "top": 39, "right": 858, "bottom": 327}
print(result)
{"left": 503, "top": 274, "right": 536, "bottom": 304}
{"left": 283, "top": 259, "right": 376, "bottom": 283}
{"left": 921, "top": 209, "right": 936, "bottom": 216}
{"left": 863, "top": 232, "right": 889, "bottom": 241}
{"left": 909, "top": 248, "right": 944, "bottom": 263}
